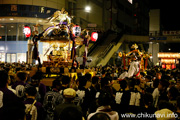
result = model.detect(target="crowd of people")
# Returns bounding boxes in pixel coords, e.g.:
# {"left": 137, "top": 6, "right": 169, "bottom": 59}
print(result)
{"left": 0, "top": 62, "right": 180, "bottom": 120}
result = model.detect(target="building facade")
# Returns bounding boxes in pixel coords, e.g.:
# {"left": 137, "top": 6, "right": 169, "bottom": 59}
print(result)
{"left": 0, "top": 0, "right": 65, "bottom": 63}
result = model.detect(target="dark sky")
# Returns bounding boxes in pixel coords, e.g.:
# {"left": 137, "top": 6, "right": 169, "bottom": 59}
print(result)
{"left": 149, "top": 0, "right": 180, "bottom": 30}
{"left": 149, "top": 0, "right": 180, "bottom": 52}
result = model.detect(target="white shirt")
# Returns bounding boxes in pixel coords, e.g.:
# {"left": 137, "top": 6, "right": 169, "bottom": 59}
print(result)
{"left": 152, "top": 88, "right": 160, "bottom": 108}
{"left": 119, "top": 61, "right": 140, "bottom": 79}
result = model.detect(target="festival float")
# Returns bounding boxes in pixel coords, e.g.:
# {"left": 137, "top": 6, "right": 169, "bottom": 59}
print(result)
{"left": 119, "top": 44, "right": 151, "bottom": 71}
{"left": 31, "top": 8, "right": 98, "bottom": 77}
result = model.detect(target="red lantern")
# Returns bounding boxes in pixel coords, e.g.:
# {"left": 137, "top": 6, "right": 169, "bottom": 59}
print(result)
{"left": 162, "top": 64, "right": 166, "bottom": 69}
{"left": 24, "top": 26, "right": 31, "bottom": 38}
{"left": 91, "top": 32, "right": 98, "bottom": 42}
{"left": 72, "top": 25, "right": 81, "bottom": 37}
{"left": 172, "top": 64, "right": 176, "bottom": 69}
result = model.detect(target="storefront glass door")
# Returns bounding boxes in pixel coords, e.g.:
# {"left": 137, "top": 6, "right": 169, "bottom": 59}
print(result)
{"left": 7, "top": 53, "right": 16, "bottom": 63}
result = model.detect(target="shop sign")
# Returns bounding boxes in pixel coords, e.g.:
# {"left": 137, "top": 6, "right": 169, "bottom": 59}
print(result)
{"left": 163, "top": 31, "right": 180, "bottom": 35}
{"left": 91, "top": 32, "right": 98, "bottom": 42}
{"left": 24, "top": 26, "right": 31, "bottom": 38}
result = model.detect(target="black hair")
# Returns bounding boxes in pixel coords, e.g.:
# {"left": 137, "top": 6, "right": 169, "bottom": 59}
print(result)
{"left": 102, "top": 70, "right": 106, "bottom": 75}
{"left": 143, "top": 92, "right": 153, "bottom": 106}
{"left": 140, "top": 72, "right": 146, "bottom": 77}
{"left": 92, "top": 76, "right": 99, "bottom": 84}
{"left": 101, "top": 77, "right": 111, "bottom": 88}
{"left": 153, "top": 79, "right": 160, "bottom": 88}
{"left": 90, "top": 113, "right": 110, "bottom": 120}
{"left": 61, "top": 75, "right": 71, "bottom": 85}
{"left": 128, "top": 78, "right": 136, "bottom": 90}
{"left": 145, "top": 75, "right": 152, "bottom": 81}
{"left": 176, "top": 96, "right": 180, "bottom": 109}
{"left": 159, "top": 79, "right": 169, "bottom": 88}
{"left": 0, "top": 70, "right": 9, "bottom": 87}
{"left": 119, "top": 80, "right": 127, "bottom": 91}
{"left": 59, "top": 107, "right": 83, "bottom": 120}
{"left": 168, "top": 86, "right": 179, "bottom": 100}
{"left": 85, "top": 73, "right": 92, "bottom": 81}
{"left": 31, "top": 71, "right": 43, "bottom": 81}
{"left": 98, "top": 91, "right": 112, "bottom": 106}
{"left": 17, "top": 72, "right": 27, "bottom": 81}
{"left": 25, "top": 86, "right": 37, "bottom": 96}
{"left": 78, "top": 76, "right": 87, "bottom": 87}
{"left": 52, "top": 79, "right": 61, "bottom": 88}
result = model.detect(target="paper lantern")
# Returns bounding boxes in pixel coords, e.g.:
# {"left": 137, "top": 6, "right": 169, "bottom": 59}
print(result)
{"left": 91, "top": 32, "right": 98, "bottom": 41}
{"left": 72, "top": 25, "right": 81, "bottom": 37}
{"left": 24, "top": 26, "right": 31, "bottom": 38}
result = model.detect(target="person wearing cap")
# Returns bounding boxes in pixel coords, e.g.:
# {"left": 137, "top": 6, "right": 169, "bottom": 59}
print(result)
{"left": 155, "top": 100, "right": 176, "bottom": 120}
{"left": 54, "top": 88, "right": 82, "bottom": 120}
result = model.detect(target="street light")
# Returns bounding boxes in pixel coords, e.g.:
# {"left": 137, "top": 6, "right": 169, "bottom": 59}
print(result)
{"left": 69, "top": 6, "right": 91, "bottom": 15}
{"left": 85, "top": 6, "right": 91, "bottom": 13}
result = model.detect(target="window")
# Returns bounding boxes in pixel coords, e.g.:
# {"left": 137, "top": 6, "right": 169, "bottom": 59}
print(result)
{"left": 7, "top": 24, "right": 17, "bottom": 41}
{"left": 17, "top": 53, "right": 26, "bottom": 63}
{"left": 18, "top": 24, "right": 26, "bottom": 41}
{"left": 0, "top": 53, "right": 5, "bottom": 62}
{"left": 7, "top": 54, "right": 16, "bottom": 63}
{"left": 0, "top": 25, "right": 6, "bottom": 41}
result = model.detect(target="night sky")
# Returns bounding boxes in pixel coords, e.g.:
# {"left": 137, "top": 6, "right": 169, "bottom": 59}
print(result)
{"left": 149, "top": 0, "right": 180, "bottom": 30}
{"left": 149, "top": 0, "right": 180, "bottom": 52}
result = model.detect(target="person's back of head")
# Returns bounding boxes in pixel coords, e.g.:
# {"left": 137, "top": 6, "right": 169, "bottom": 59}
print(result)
{"left": 176, "top": 96, "right": 180, "bottom": 110}
{"left": 52, "top": 79, "right": 61, "bottom": 90}
{"left": 98, "top": 91, "right": 112, "bottom": 106}
{"left": 31, "top": 71, "right": 43, "bottom": 81}
{"left": 153, "top": 79, "right": 160, "bottom": 88}
{"left": 61, "top": 75, "right": 70, "bottom": 85}
{"left": 143, "top": 92, "right": 153, "bottom": 106}
{"left": 119, "top": 80, "right": 127, "bottom": 91}
{"left": 128, "top": 78, "right": 136, "bottom": 90}
{"left": 0, "top": 70, "right": 8, "bottom": 88}
{"left": 17, "top": 71, "right": 27, "bottom": 81}
{"left": 90, "top": 113, "right": 110, "bottom": 120}
{"left": 158, "top": 79, "right": 169, "bottom": 91}
{"left": 101, "top": 77, "right": 111, "bottom": 88}
{"left": 168, "top": 86, "right": 179, "bottom": 100}
{"left": 85, "top": 73, "right": 92, "bottom": 81}
{"left": 60, "top": 106, "right": 83, "bottom": 120}
{"left": 145, "top": 75, "right": 152, "bottom": 82}
{"left": 25, "top": 86, "right": 37, "bottom": 97}
{"left": 78, "top": 76, "right": 87, "bottom": 87}
{"left": 92, "top": 76, "right": 99, "bottom": 84}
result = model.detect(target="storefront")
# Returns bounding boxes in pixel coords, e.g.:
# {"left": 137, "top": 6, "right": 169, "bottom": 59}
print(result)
{"left": 158, "top": 52, "right": 180, "bottom": 69}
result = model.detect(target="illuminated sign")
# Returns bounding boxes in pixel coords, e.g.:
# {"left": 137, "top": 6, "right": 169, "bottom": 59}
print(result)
{"left": 72, "top": 25, "right": 81, "bottom": 37}
{"left": 91, "top": 32, "right": 98, "bottom": 42}
{"left": 24, "top": 26, "right": 31, "bottom": 38}
{"left": 161, "top": 59, "right": 176, "bottom": 64}
{"left": 158, "top": 53, "right": 180, "bottom": 58}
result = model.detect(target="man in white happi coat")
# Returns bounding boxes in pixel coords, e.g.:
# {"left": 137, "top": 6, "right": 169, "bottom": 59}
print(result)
{"left": 119, "top": 54, "right": 141, "bottom": 79}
